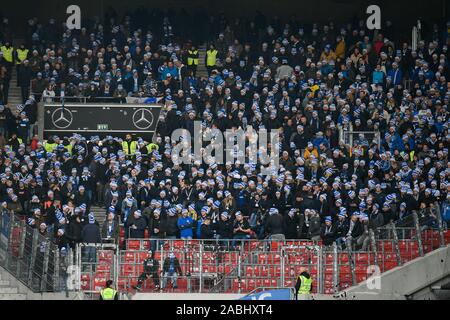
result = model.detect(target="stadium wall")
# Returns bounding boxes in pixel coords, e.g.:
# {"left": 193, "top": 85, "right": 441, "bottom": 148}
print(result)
{"left": 130, "top": 292, "right": 246, "bottom": 300}
{"left": 336, "top": 245, "right": 450, "bottom": 300}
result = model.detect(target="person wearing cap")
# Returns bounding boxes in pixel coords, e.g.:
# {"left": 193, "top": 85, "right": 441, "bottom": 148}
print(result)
{"left": 81, "top": 213, "right": 101, "bottom": 266}
{"left": 134, "top": 249, "right": 160, "bottom": 291}
{"left": 342, "top": 213, "right": 363, "bottom": 249}
{"left": 303, "top": 142, "right": 319, "bottom": 162}
{"left": 177, "top": 209, "right": 194, "bottom": 240}
{"left": 161, "top": 252, "right": 183, "bottom": 290}
{"left": 232, "top": 211, "right": 251, "bottom": 248}
{"left": 320, "top": 216, "right": 336, "bottom": 246}
{"left": 355, "top": 213, "right": 370, "bottom": 251}
{"left": 307, "top": 209, "right": 322, "bottom": 241}
{"left": 213, "top": 211, "right": 234, "bottom": 246}
{"left": 126, "top": 209, "right": 146, "bottom": 239}
{"left": 335, "top": 209, "right": 349, "bottom": 249}
{"left": 7, "top": 193, "right": 24, "bottom": 216}
{"left": 65, "top": 213, "right": 83, "bottom": 249}
{"left": 265, "top": 208, "right": 285, "bottom": 240}
{"left": 149, "top": 209, "right": 163, "bottom": 252}
{"left": 99, "top": 280, "right": 118, "bottom": 300}
{"left": 281, "top": 209, "right": 297, "bottom": 239}
{"left": 164, "top": 207, "right": 179, "bottom": 239}
{"left": 74, "top": 185, "right": 90, "bottom": 211}
{"left": 102, "top": 210, "right": 120, "bottom": 243}
{"left": 200, "top": 216, "right": 214, "bottom": 241}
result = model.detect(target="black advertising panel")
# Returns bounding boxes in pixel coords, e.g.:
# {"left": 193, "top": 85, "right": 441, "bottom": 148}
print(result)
{"left": 43, "top": 103, "right": 162, "bottom": 138}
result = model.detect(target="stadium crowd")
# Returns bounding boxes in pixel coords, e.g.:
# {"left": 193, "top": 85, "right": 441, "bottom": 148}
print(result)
{"left": 0, "top": 10, "right": 449, "bottom": 254}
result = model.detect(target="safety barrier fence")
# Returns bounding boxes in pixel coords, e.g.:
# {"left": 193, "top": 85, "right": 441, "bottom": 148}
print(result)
{"left": 74, "top": 243, "right": 118, "bottom": 300}
{"left": 1, "top": 208, "right": 449, "bottom": 296}
{"left": 0, "top": 211, "right": 66, "bottom": 292}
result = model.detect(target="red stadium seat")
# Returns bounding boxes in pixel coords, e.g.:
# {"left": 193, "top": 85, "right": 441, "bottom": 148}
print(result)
{"left": 127, "top": 240, "right": 141, "bottom": 250}
{"left": 177, "top": 278, "right": 187, "bottom": 290}
{"left": 121, "top": 264, "right": 135, "bottom": 276}
{"left": 246, "top": 279, "right": 255, "bottom": 292}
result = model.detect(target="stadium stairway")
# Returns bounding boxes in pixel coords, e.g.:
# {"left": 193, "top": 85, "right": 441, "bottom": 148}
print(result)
{"left": 196, "top": 44, "right": 208, "bottom": 78}
{"left": 6, "top": 65, "right": 22, "bottom": 108}
{"left": 0, "top": 268, "right": 26, "bottom": 300}
{"left": 6, "top": 39, "right": 25, "bottom": 108}
{"left": 90, "top": 205, "right": 107, "bottom": 226}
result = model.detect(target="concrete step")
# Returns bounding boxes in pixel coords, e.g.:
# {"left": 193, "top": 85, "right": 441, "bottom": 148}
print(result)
{"left": 0, "top": 287, "right": 18, "bottom": 294}
{"left": 0, "top": 280, "right": 11, "bottom": 287}
{"left": 0, "top": 293, "right": 27, "bottom": 300}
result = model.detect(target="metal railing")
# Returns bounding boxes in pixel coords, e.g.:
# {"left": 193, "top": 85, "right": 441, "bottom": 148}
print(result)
{"left": 34, "top": 95, "right": 128, "bottom": 104}
{"left": 75, "top": 242, "right": 118, "bottom": 300}
{"left": 0, "top": 212, "right": 66, "bottom": 292}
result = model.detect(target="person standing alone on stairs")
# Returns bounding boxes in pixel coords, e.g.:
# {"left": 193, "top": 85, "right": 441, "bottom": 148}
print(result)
{"left": 18, "top": 60, "right": 32, "bottom": 103}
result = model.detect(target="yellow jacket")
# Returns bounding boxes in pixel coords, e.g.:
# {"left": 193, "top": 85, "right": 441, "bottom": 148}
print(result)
{"left": 335, "top": 41, "right": 346, "bottom": 60}
{"left": 303, "top": 148, "right": 319, "bottom": 160}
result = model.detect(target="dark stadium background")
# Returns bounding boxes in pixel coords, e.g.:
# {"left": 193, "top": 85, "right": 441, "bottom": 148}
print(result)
{"left": 0, "top": 0, "right": 448, "bottom": 38}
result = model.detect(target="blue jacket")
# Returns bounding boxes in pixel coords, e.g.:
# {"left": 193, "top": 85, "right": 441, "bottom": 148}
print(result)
{"left": 177, "top": 216, "right": 194, "bottom": 238}
{"left": 387, "top": 68, "right": 403, "bottom": 86}
{"left": 312, "top": 136, "right": 329, "bottom": 149}
{"left": 196, "top": 218, "right": 204, "bottom": 239}
{"left": 372, "top": 70, "right": 384, "bottom": 84}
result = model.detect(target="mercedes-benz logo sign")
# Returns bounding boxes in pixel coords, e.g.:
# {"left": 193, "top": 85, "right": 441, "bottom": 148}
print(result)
{"left": 51, "top": 108, "right": 73, "bottom": 129}
{"left": 132, "top": 108, "right": 154, "bottom": 130}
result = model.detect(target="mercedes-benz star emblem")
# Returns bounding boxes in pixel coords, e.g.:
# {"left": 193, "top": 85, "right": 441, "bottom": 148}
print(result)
{"left": 132, "top": 108, "right": 154, "bottom": 130}
{"left": 51, "top": 108, "right": 73, "bottom": 129}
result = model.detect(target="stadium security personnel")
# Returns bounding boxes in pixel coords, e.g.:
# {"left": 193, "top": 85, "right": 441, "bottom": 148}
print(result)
{"left": 44, "top": 137, "right": 58, "bottom": 153}
{"left": 205, "top": 44, "right": 218, "bottom": 76}
{"left": 146, "top": 142, "right": 159, "bottom": 153}
{"left": 99, "top": 280, "right": 118, "bottom": 300}
{"left": 122, "top": 134, "right": 137, "bottom": 156}
{"left": 295, "top": 267, "right": 312, "bottom": 299}
{"left": 15, "top": 44, "right": 29, "bottom": 75}
{"left": 187, "top": 45, "right": 199, "bottom": 76}
{"left": 0, "top": 41, "right": 14, "bottom": 68}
